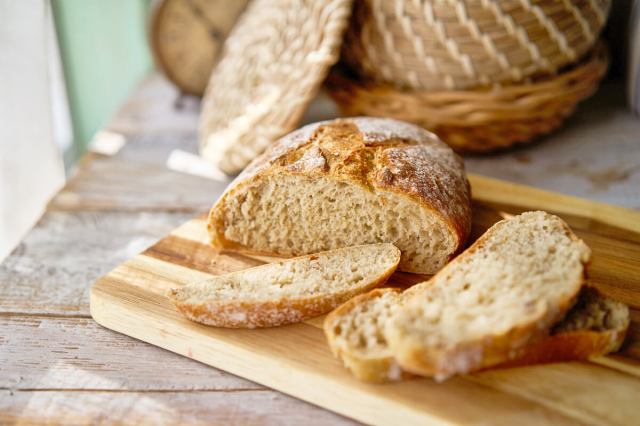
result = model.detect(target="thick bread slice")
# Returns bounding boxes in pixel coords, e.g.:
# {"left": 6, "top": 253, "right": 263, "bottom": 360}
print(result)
{"left": 325, "top": 286, "right": 628, "bottom": 382}
{"left": 387, "top": 211, "right": 591, "bottom": 380}
{"left": 496, "top": 287, "right": 629, "bottom": 368}
{"left": 324, "top": 288, "right": 404, "bottom": 382}
{"left": 208, "top": 117, "right": 472, "bottom": 274}
{"left": 168, "top": 243, "right": 400, "bottom": 328}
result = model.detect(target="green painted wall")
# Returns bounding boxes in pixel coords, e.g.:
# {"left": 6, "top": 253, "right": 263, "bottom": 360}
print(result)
{"left": 52, "top": 0, "right": 153, "bottom": 164}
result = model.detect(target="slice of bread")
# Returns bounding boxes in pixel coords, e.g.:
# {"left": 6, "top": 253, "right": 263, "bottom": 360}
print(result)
{"left": 324, "top": 288, "right": 404, "bottom": 382}
{"left": 325, "top": 286, "right": 628, "bottom": 382}
{"left": 168, "top": 243, "right": 400, "bottom": 328}
{"left": 387, "top": 211, "right": 591, "bottom": 380}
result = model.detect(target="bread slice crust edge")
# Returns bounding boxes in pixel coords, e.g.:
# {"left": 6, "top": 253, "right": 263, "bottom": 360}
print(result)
{"left": 168, "top": 244, "right": 401, "bottom": 328}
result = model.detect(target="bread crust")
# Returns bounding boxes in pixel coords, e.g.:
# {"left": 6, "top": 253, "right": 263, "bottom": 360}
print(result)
{"left": 495, "top": 328, "right": 628, "bottom": 369}
{"left": 208, "top": 117, "right": 472, "bottom": 269}
{"left": 168, "top": 245, "right": 400, "bottom": 328}
{"left": 495, "top": 288, "right": 630, "bottom": 369}
{"left": 389, "top": 212, "right": 591, "bottom": 380}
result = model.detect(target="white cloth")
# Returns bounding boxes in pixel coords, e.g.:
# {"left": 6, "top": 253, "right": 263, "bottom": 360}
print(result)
{"left": 0, "top": 0, "right": 67, "bottom": 261}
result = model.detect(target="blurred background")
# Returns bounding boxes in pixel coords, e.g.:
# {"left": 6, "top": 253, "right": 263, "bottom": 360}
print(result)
{"left": 1, "top": 0, "right": 153, "bottom": 259}
{"left": 1, "top": 0, "right": 638, "bottom": 260}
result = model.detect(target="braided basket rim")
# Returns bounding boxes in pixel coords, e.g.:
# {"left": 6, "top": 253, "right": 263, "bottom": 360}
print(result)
{"left": 327, "top": 42, "right": 609, "bottom": 151}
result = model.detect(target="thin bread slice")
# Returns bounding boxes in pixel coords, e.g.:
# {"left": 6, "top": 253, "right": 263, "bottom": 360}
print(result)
{"left": 325, "top": 286, "right": 628, "bottom": 382}
{"left": 496, "top": 287, "right": 629, "bottom": 368}
{"left": 324, "top": 288, "right": 404, "bottom": 382}
{"left": 168, "top": 243, "right": 400, "bottom": 328}
{"left": 387, "top": 211, "right": 591, "bottom": 380}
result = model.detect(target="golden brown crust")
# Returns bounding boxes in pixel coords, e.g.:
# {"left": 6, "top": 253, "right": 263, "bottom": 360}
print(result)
{"left": 495, "top": 328, "right": 628, "bottom": 369}
{"left": 495, "top": 288, "right": 630, "bottom": 369}
{"left": 168, "top": 247, "right": 400, "bottom": 328}
{"left": 209, "top": 117, "right": 472, "bottom": 260}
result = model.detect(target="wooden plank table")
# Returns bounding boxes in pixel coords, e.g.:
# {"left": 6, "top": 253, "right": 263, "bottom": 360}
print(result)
{"left": 1, "top": 74, "right": 639, "bottom": 425}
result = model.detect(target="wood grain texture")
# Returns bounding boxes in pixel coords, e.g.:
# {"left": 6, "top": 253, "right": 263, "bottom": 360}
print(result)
{"left": 90, "top": 176, "right": 640, "bottom": 426}
{"left": 0, "top": 211, "right": 193, "bottom": 315}
{"left": 0, "top": 390, "right": 353, "bottom": 426}
{"left": 0, "top": 316, "right": 257, "bottom": 391}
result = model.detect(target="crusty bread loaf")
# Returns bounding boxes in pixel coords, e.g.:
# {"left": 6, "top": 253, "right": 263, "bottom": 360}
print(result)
{"left": 325, "top": 286, "right": 628, "bottom": 382}
{"left": 168, "top": 243, "right": 400, "bottom": 328}
{"left": 387, "top": 211, "right": 591, "bottom": 380}
{"left": 324, "top": 288, "right": 404, "bottom": 382}
{"left": 208, "top": 117, "right": 471, "bottom": 274}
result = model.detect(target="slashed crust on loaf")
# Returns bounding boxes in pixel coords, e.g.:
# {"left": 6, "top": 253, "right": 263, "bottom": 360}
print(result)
{"left": 168, "top": 243, "right": 400, "bottom": 328}
{"left": 387, "top": 211, "right": 591, "bottom": 381}
{"left": 208, "top": 117, "right": 472, "bottom": 274}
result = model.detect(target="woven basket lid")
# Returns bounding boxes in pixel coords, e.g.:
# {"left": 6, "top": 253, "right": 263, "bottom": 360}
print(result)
{"left": 342, "top": 0, "right": 610, "bottom": 91}
{"left": 199, "top": 0, "right": 353, "bottom": 174}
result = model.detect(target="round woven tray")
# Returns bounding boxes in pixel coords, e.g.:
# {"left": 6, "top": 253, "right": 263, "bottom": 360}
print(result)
{"left": 343, "top": 0, "right": 611, "bottom": 91}
{"left": 327, "top": 42, "right": 608, "bottom": 153}
{"left": 199, "top": 0, "right": 352, "bottom": 174}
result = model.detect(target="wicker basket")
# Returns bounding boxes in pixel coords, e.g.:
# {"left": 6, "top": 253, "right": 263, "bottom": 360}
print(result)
{"left": 199, "top": 0, "right": 352, "bottom": 175}
{"left": 343, "top": 0, "right": 611, "bottom": 91}
{"left": 327, "top": 42, "right": 608, "bottom": 153}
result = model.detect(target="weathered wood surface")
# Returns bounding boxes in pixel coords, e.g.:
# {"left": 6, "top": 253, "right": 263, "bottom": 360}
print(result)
{"left": 0, "top": 390, "right": 353, "bottom": 426}
{"left": 0, "top": 211, "right": 194, "bottom": 316}
{"left": 1, "top": 73, "right": 639, "bottom": 425}
{"left": 0, "top": 316, "right": 257, "bottom": 391}
{"left": 90, "top": 173, "right": 640, "bottom": 425}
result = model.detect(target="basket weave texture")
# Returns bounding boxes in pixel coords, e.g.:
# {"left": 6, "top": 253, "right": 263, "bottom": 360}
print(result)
{"left": 327, "top": 42, "right": 608, "bottom": 153}
{"left": 199, "top": 0, "right": 352, "bottom": 174}
{"left": 343, "top": 0, "right": 611, "bottom": 90}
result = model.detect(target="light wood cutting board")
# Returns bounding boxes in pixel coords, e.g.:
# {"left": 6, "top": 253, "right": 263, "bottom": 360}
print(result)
{"left": 90, "top": 174, "right": 640, "bottom": 426}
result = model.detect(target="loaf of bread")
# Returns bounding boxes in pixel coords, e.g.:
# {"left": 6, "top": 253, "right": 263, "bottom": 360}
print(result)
{"left": 208, "top": 117, "right": 472, "bottom": 275}
{"left": 168, "top": 243, "right": 400, "bottom": 328}
{"left": 388, "top": 211, "right": 591, "bottom": 380}
{"left": 325, "top": 285, "right": 628, "bottom": 382}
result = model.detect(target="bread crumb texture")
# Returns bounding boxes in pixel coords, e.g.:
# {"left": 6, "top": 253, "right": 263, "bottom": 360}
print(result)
{"left": 324, "top": 288, "right": 406, "bottom": 382}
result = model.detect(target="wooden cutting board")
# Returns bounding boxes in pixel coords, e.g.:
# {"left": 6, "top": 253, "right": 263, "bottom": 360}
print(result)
{"left": 90, "top": 174, "right": 640, "bottom": 426}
